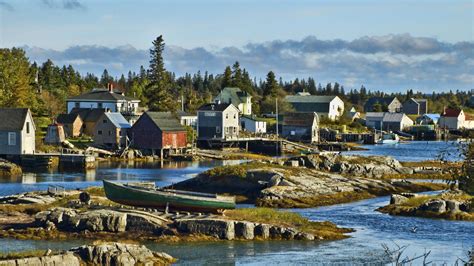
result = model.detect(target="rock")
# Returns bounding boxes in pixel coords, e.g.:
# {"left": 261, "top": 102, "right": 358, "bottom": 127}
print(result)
{"left": 79, "top": 192, "right": 91, "bottom": 204}
{"left": 234, "top": 221, "right": 255, "bottom": 239}
{"left": 282, "top": 228, "right": 298, "bottom": 239}
{"left": 254, "top": 224, "right": 270, "bottom": 239}
{"left": 0, "top": 253, "right": 80, "bottom": 266}
{"left": 175, "top": 219, "right": 235, "bottom": 240}
{"left": 390, "top": 194, "right": 408, "bottom": 205}
{"left": 445, "top": 200, "right": 460, "bottom": 212}
{"left": 269, "top": 226, "right": 285, "bottom": 239}
{"left": 125, "top": 213, "right": 165, "bottom": 233}
{"left": 295, "top": 232, "right": 315, "bottom": 241}
{"left": 420, "top": 199, "right": 446, "bottom": 213}
{"left": 45, "top": 221, "right": 56, "bottom": 231}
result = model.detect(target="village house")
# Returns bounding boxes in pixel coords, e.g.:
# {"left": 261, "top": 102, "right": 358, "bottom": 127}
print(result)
{"left": 66, "top": 84, "right": 140, "bottom": 115}
{"left": 438, "top": 108, "right": 474, "bottom": 130}
{"left": 364, "top": 97, "right": 402, "bottom": 113}
{"left": 69, "top": 108, "right": 106, "bottom": 136}
{"left": 347, "top": 107, "right": 361, "bottom": 121}
{"left": 0, "top": 108, "right": 35, "bottom": 155}
{"left": 281, "top": 112, "right": 319, "bottom": 143}
{"left": 56, "top": 113, "right": 83, "bottom": 137}
{"left": 93, "top": 112, "right": 131, "bottom": 149}
{"left": 403, "top": 98, "right": 428, "bottom": 115}
{"left": 197, "top": 103, "right": 240, "bottom": 140}
{"left": 214, "top": 87, "right": 252, "bottom": 115}
{"left": 44, "top": 122, "right": 66, "bottom": 145}
{"left": 129, "top": 112, "right": 187, "bottom": 156}
{"left": 177, "top": 111, "right": 197, "bottom": 129}
{"left": 416, "top": 114, "right": 440, "bottom": 125}
{"left": 241, "top": 115, "right": 267, "bottom": 133}
{"left": 365, "top": 112, "right": 413, "bottom": 131}
{"left": 285, "top": 95, "right": 344, "bottom": 121}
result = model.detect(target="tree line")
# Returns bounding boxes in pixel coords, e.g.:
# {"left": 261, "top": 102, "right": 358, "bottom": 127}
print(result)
{"left": 0, "top": 36, "right": 472, "bottom": 118}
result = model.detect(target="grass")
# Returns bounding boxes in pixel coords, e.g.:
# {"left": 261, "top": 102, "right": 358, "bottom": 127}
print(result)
{"left": 226, "top": 208, "right": 353, "bottom": 240}
{"left": 0, "top": 249, "right": 60, "bottom": 260}
{"left": 203, "top": 165, "right": 248, "bottom": 179}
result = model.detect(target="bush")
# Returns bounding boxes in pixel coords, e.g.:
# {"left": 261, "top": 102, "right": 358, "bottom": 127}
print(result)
{"left": 203, "top": 165, "right": 247, "bottom": 179}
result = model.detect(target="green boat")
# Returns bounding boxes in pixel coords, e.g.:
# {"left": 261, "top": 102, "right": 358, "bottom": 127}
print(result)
{"left": 102, "top": 180, "right": 236, "bottom": 213}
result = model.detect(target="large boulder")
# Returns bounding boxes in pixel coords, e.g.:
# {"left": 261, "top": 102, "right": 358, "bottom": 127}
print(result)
{"left": 0, "top": 253, "right": 80, "bottom": 266}
{"left": 254, "top": 224, "right": 270, "bottom": 239}
{"left": 445, "top": 200, "right": 461, "bottom": 212}
{"left": 175, "top": 219, "right": 235, "bottom": 240}
{"left": 390, "top": 194, "right": 408, "bottom": 205}
{"left": 420, "top": 199, "right": 446, "bottom": 213}
{"left": 234, "top": 221, "right": 255, "bottom": 240}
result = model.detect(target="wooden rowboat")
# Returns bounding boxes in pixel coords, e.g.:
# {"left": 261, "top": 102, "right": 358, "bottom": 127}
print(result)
{"left": 102, "top": 180, "right": 236, "bottom": 213}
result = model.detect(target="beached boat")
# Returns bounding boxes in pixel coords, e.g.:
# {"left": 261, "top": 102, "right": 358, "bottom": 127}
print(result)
{"left": 377, "top": 133, "right": 400, "bottom": 144}
{"left": 102, "top": 180, "right": 236, "bottom": 213}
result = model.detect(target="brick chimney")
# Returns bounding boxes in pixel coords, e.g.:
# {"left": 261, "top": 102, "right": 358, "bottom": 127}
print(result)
{"left": 107, "top": 83, "right": 113, "bottom": 93}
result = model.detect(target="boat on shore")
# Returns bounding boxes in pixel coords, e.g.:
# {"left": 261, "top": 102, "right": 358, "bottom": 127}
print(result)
{"left": 102, "top": 180, "right": 236, "bottom": 213}
{"left": 377, "top": 133, "right": 400, "bottom": 144}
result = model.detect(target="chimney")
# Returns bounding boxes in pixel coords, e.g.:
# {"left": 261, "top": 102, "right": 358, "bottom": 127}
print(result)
{"left": 107, "top": 83, "right": 113, "bottom": 93}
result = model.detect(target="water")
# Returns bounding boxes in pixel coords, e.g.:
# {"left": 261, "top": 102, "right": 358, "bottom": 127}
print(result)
{"left": 345, "top": 141, "right": 465, "bottom": 162}
{"left": 0, "top": 153, "right": 472, "bottom": 264}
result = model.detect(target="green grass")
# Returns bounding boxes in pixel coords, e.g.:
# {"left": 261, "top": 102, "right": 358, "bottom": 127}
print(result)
{"left": 226, "top": 208, "right": 353, "bottom": 240}
{"left": 203, "top": 165, "right": 248, "bottom": 179}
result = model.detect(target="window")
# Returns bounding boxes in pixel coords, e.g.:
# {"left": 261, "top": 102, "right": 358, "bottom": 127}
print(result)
{"left": 103, "top": 119, "right": 107, "bottom": 124}
{"left": 75, "top": 102, "right": 80, "bottom": 108}
{"left": 234, "top": 114, "right": 236, "bottom": 119}
{"left": 108, "top": 131, "right": 111, "bottom": 136}
{"left": 98, "top": 103, "right": 103, "bottom": 108}
{"left": 226, "top": 114, "right": 229, "bottom": 119}
{"left": 98, "top": 130, "right": 102, "bottom": 135}
{"left": 216, "top": 126, "right": 221, "bottom": 133}
{"left": 8, "top": 132, "right": 16, "bottom": 146}
{"left": 26, "top": 122, "right": 30, "bottom": 134}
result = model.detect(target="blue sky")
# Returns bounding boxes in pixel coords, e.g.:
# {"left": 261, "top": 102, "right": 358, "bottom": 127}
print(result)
{"left": 1, "top": 0, "right": 473, "bottom": 92}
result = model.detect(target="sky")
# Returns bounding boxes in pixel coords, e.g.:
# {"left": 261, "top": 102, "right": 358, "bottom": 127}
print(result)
{"left": 0, "top": 0, "right": 473, "bottom": 92}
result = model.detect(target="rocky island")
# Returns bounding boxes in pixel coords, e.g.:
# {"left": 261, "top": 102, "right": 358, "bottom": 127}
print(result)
{"left": 172, "top": 153, "right": 448, "bottom": 208}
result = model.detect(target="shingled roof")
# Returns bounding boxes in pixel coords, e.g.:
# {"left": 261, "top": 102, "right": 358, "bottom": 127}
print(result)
{"left": 70, "top": 108, "right": 106, "bottom": 123}
{"left": 0, "top": 108, "right": 31, "bottom": 131}
{"left": 57, "top": 113, "right": 81, "bottom": 124}
{"left": 198, "top": 103, "right": 234, "bottom": 112}
{"left": 282, "top": 112, "right": 318, "bottom": 127}
{"left": 104, "top": 113, "right": 131, "bottom": 129}
{"left": 144, "top": 112, "right": 186, "bottom": 132}
{"left": 67, "top": 89, "right": 139, "bottom": 102}
{"left": 215, "top": 87, "right": 250, "bottom": 106}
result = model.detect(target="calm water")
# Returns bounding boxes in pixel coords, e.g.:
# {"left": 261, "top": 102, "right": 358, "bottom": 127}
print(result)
{"left": 345, "top": 140, "right": 465, "bottom": 162}
{"left": 0, "top": 147, "right": 472, "bottom": 264}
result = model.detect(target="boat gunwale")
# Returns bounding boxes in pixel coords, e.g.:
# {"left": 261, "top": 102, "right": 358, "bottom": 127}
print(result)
{"left": 103, "top": 180, "right": 236, "bottom": 204}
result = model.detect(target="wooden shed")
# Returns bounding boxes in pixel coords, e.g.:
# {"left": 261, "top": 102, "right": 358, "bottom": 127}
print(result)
{"left": 129, "top": 112, "right": 187, "bottom": 157}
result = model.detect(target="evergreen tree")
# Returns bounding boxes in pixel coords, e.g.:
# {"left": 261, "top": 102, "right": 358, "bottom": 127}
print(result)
{"left": 231, "top": 61, "right": 242, "bottom": 88}
{"left": 144, "top": 35, "right": 176, "bottom": 111}
{"left": 222, "top": 66, "right": 232, "bottom": 88}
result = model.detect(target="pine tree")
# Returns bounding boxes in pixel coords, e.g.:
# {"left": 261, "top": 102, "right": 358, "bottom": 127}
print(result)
{"left": 144, "top": 35, "right": 176, "bottom": 112}
{"left": 222, "top": 66, "right": 232, "bottom": 88}
{"left": 231, "top": 61, "right": 242, "bottom": 88}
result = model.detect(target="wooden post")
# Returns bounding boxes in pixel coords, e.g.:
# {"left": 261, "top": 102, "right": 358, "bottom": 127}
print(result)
{"left": 160, "top": 149, "right": 164, "bottom": 160}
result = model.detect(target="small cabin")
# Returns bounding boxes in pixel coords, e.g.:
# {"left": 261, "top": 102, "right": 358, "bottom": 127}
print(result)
{"left": 0, "top": 108, "right": 36, "bottom": 155}
{"left": 44, "top": 123, "right": 66, "bottom": 145}
{"left": 93, "top": 112, "right": 131, "bottom": 149}
{"left": 281, "top": 112, "right": 319, "bottom": 143}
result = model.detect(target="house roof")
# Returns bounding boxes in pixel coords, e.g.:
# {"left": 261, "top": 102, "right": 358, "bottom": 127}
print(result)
{"left": 104, "top": 113, "right": 131, "bottom": 129}
{"left": 70, "top": 108, "right": 106, "bottom": 123}
{"left": 285, "top": 95, "right": 338, "bottom": 103}
{"left": 418, "top": 114, "right": 440, "bottom": 122}
{"left": 0, "top": 108, "right": 30, "bottom": 131}
{"left": 67, "top": 89, "right": 139, "bottom": 102}
{"left": 57, "top": 113, "right": 81, "bottom": 124}
{"left": 241, "top": 115, "right": 267, "bottom": 122}
{"left": 282, "top": 112, "right": 318, "bottom": 127}
{"left": 198, "top": 103, "right": 234, "bottom": 112}
{"left": 215, "top": 87, "right": 250, "bottom": 106}
{"left": 382, "top": 112, "right": 410, "bottom": 123}
{"left": 176, "top": 111, "right": 197, "bottom": 118}
{"left": 364, "top": 97, "right": 398, "bottom": 109}
{"left": 441, "top": 108, "right": 462, "bottom": 117}
{"left": 145, "top": 112, "right": 186, "bottom": 131}
{"left": 365, "top": 112, "right": 385, "bottom": 119}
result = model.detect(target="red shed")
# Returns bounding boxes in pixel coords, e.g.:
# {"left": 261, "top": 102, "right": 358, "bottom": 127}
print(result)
{"left": 129, "top": 112, "right": 187, "bottom": 156}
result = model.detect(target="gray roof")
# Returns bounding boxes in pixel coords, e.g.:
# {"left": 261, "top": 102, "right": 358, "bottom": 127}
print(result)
{"left": 0, "top": 108, "right": 30, "bottom": 131}
{"left": 70, "top": 108, "right": 106, "bottom": 123}
{"left": 67, "top": 89, "right": 139, "bottom": 102}
{"left": 57, "top": 113, "right": 81, "bottom": 124}
{"left": 215, "top": 87, "right": 250, "bottom": 106}
{"left": 365, "top": 112, "right": 385, "bottom": 119}
{"left": 104, "top": 113, "right": 131, "bottom": 129}
{"left": 282, "top": 112, "right": 318, "bottom": 127}
{"left": 285, "top": 95, "right": 338, "bottom": 103}
{"left": 382, "top": 113, "right": 411, "bottom": 123}
{"left": 198, "top": 103, "right": 235, "bottom": 112}
{"left": 145, "top": 112, "right": 186, "bottom": 132}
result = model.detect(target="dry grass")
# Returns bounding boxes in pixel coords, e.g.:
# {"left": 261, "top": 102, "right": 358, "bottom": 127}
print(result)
{"left": 0, "top": 249, "right": 60, "bottom": 260}
{"left": 226, "top": 208, "right": 352, "bottom": 240}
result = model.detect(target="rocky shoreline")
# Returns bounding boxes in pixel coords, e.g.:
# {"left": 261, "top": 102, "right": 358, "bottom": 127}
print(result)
{"left": 172, "top": 154, "right": 448, "bottom": 208}
{"left": 0, "top": 242, "right": 175, "bottom": 265}
{"left": 378, "top": 191, "right": 473, "bottom": 221}
{"left": 0, "top": 159, "right": 21, "bottom": 178}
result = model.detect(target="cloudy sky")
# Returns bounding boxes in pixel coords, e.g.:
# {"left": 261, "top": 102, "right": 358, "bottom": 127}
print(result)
{"left": 1, "top": 0, "right": 473, "bottom": 92}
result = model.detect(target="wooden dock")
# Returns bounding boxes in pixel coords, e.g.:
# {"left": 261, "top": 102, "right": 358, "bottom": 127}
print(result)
{"left": 16, "top": 153, "right": 95, "bottom": 169}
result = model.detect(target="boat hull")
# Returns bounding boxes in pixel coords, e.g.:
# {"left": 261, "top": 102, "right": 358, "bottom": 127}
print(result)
{"left": 103, "top": 180, "right": 235, "bottom": 213}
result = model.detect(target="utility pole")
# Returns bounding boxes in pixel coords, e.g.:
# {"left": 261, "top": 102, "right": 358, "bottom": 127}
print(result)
{"left": 276, "top": 98, "right": 279, "bottom": 156}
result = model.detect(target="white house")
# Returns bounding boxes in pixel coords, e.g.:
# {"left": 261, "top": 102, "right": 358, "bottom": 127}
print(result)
{"left": 365, "top": 112, "right": 413, "bottom": 131}
{"left": 0, "top": 108, "right": 36, "bottom": 155}
{"left": 177, "top": 111, "right": 197, "bottom": 128}
{"left": 285, "top": 95, "right": 344, "bottom": 121}
{"left": 438, "top": 108, "right": 474, "bottom": 130}
{"left": 241, "top": 115, "right": 267, "bottom": 133}
{"left": 66, "top": 84, "right": 140, "bottom": 115}
{"left": 214, "top": 87, "right": 252, "bottom": 115}
{"left": 197, "top": 103, "right": 240, "bottom": 140}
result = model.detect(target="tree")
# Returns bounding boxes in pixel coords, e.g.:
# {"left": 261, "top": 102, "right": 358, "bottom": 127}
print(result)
{"left": 222, "top": 66, "right": 232, "bottom": 88}
{"left": 0, "top": 48, "right": 38, "bottom": 109}
{"left": 260, "top": 71, "right": 293, "bottom": 114}
{"left": 231, "top": 61, "right": 242, "bottom": 88}
{"left": 144, "top": 35, "right": 176, "bottom": 112}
